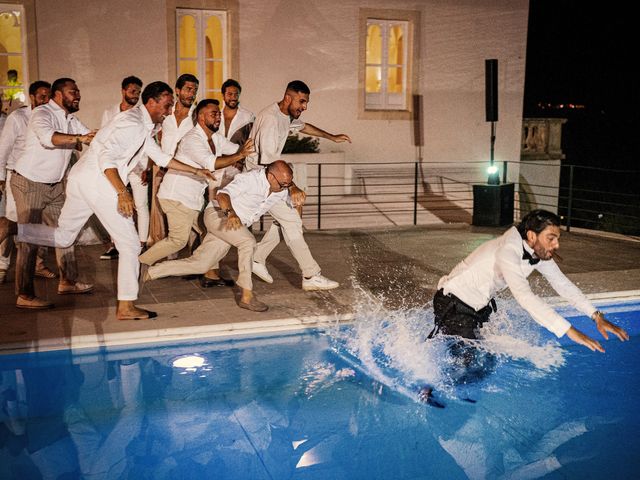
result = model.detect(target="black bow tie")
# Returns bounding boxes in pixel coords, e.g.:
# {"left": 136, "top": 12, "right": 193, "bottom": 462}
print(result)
{"left": 522, "top": 248, "right": 540, "bottom": 265}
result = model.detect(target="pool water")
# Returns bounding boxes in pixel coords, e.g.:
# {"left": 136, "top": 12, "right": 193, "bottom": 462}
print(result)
{"left": 0, "top": 300, "right": 638, "bottom": 479}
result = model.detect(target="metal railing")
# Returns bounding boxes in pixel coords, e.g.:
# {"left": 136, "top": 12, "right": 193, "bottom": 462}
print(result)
{"left": 258, "top": 159, "right": 639, "bottom": 236}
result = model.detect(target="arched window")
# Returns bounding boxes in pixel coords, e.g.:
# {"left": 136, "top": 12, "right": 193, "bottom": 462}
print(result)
{"left": 176, "top": 9, "right": 227, "bottom": 102}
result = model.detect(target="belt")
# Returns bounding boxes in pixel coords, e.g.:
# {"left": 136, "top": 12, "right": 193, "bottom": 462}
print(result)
{"left": 13, "top": 171, "right": 60, "bottom": 187}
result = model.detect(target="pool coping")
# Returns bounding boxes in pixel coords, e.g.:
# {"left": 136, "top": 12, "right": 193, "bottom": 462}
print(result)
{"left": 1, "top": 289, "right": 638, "bottom": 356}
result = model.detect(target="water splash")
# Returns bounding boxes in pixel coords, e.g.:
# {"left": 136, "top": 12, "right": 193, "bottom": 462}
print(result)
{"left": 326, "top": 283, "right": 567, "bottom": 401}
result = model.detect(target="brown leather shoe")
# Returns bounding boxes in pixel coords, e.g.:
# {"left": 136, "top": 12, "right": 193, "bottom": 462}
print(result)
{"left": 16, "top": 295, "right": 54, "bottom": 310}
{"left": 57, "top": 281, "right": 94, "bottom": 295}
{"left": 35, "top": 266, "right": 58, "bottom": 279}
{"left": 238, "top": 296, "right": 269, "bottom": 312}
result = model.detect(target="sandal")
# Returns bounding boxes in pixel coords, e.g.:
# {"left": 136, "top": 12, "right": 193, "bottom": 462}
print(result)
{"left": 35, "top": 266, "right": 58, "bottom": 279}
{"left": 117, "top": 308, "right": 158, "bottom": 321}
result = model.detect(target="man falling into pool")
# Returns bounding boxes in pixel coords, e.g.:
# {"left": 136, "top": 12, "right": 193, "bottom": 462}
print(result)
{"left": 421, "top": 209, "right": 629, "bottom": 402}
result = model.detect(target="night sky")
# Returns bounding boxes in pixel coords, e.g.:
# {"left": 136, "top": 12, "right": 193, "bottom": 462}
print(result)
{"left": 523, "top": 2, "right": 638, "bottom": 169}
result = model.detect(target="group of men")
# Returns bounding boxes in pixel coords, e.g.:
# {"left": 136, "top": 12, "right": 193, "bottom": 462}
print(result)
{"left": 0, "top": 74, "right": 350, "bottom": 320}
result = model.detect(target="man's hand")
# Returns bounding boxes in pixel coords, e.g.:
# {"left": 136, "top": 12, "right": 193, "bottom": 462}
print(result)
{"left": 330, "top": 133, "right": 352, "bottom": 143}
{"left": 224, "top": 212, "right": 242, "bottom": 231}
{"left": 566, "top": 326, "right": 604, "bottom": 353}
{"left": 593, "top": 311, "right": 630, "bottom": 342}
{"left": 194, "top": 168, "right": 216, "bottom": 182}
{"left": 78, "top": 130, "right": 97, "bottom": 145}
{"left": 117, "top": 190, "right": 135, "bottom": 218}
{"left": 140, "top": 168, "right": 151, "bottom": 186}
{"left": 289, "top": 185, "right": 307, "bottom": 207}
{"left": 239, "top": 139, "right": 255, "bottom": 158}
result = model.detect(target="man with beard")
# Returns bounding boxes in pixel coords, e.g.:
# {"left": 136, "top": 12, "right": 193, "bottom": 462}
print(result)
{"left": 0, "top": 81, "right": 54, "bottom": 284}
{"left": 99, "top": 76, "right": 146, "bottom": 261}
{"left": 149, "top": 74, "right": 199, "bottom": 246}
{"left": 430, "top": 209, "right": 629, "bottom": 351}
{"left": 248, "top": 80, "right": 350, "bottom": 290}
{"left": 194, "top": 78, "right": 255, "bottom": 287}
{"left": 14, "top": 82, "right": 218, "bottom": 320}
{"left": 9, "top": 78, "right": 95, "bottom": 309}
{"left": 139, "top": 99, "right": 253, "bottom": 266}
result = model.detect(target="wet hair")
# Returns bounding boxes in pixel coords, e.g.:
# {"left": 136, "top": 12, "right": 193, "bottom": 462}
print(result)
{"left": 29, "top": 80, "right": 51, "bottom": 96}
{"left": 286, "top": 80, "right": 310, "bottom": 95}
{"left": 141, "top": 81, "right": 173, "bottom": 104}
{"left": 221, "top": 79, "right": 242, "bottom": 94}
{"left": 516, "top": 209, "right": 561, "bottom": 239}
{"left": 175, "top": 73, "right": 199, "bottom": 90}
{"left": 192, "top": 98, "right": 219, "bottom": 123}
{"left": 121, "top": 75, "right": 142, "bottom": 90}
{"left": 51, "top": 78, "right": 76, "bottom": 95}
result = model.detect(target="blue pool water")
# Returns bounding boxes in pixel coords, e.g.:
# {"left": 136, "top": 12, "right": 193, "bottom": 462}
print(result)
{"left": 0, "top": 299, "right": 638, "bottom": 479}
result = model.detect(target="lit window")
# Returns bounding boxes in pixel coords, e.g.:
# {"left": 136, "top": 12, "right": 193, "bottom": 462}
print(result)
{"left": 0, "top": 4, "right": 28, "bottom": 110}
{"left": 176, "top": 9, "right": 227, "bottom": 102}
{"left": 365, "top": 19, "right": 408, "bottom": 110}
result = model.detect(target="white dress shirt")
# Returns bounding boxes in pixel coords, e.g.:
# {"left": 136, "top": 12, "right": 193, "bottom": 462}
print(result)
{"left": 0, "top": 106, "right": 30, "bottom": 180}
{"left": 220, "top": 105, "right": 255, "bottom": 143}
{"left": 438, "top": 226, "right": 597, "bottom": 338}
{"left": 160, "top": 105, "right": 196, "bottom": 155}
{"left": 247, "top": 102, "right": 304, "bottom": 166}
{"left": 101, "top": 103, "right": 122, "bottom": 128}
{"left": 219, "top": 167, "right": 289, "bottom": 226}
{"left": 71, "top": 104, "right": 172, "bottom": 184}
{"left": 14, "top": 99, "right": 91, "bottom": 183}
{"left": 157, "top": 125, "right": 239, "bottom": 211}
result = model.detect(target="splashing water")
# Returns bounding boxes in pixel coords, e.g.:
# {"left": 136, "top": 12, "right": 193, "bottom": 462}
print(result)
{"left": 326, "top": 283, "right": 567, "bottom": 401}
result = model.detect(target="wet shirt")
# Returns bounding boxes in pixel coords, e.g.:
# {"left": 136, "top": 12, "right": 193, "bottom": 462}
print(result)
{"left": 14, "top": 99, "right": 91, "bottom": 183}
{"left": 158, "top": 124, "right": 239, "bottom": 211}
{"left": 219, "top": 167, "right": 288, "bottom": 226}
{"left": 437, "top": 226, "right": 597, "bottom": 337}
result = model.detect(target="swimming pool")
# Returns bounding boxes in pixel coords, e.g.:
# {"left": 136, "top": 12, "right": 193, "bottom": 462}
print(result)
{"left": 0, "top": 299, "right": 638, "bottom": 479}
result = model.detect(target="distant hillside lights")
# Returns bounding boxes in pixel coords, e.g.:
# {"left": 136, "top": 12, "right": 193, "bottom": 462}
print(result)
{"left": 537, "top": 102, "right": 586, "bottom": 110}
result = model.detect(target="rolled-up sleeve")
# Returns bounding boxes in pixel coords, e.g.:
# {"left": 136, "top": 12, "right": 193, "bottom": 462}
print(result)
{"left": 496, "top": 243, "right": 572, "bottom": 337}
{"left": 30, "top": 109, "right": 57, "bottom": 149}
{"left": 175, "top": 134, "right": 216, "bottom": 171}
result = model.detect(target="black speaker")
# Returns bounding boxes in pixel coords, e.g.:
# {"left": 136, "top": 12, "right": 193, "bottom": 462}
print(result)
{"left": 412, "top": 94, "right": 423, "bottom": 146}
{"left": 472, "top": 183, "right": 514, "bottom": 226}
{"left": 485, "top": 59, "right": 498, "bottom": 122}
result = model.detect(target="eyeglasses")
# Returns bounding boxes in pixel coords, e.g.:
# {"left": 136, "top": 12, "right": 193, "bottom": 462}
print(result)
{"left": 269, "top": 171, "right": 292, "bottom": 189}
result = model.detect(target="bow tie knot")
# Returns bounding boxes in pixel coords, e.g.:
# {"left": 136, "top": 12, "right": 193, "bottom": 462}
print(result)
{"left": 522, "top": 248, "right": 540, "bottom": 265}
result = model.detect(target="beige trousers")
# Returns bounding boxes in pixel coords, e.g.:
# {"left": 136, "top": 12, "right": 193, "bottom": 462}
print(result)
{"left": 148, "top": 207, "right": 255, "bottom": 290}
{"left": 139, "top": 198, "right": 200, "bottom": 266}
{"left": 253, "top": 199, "right": 320, "bottom": 278}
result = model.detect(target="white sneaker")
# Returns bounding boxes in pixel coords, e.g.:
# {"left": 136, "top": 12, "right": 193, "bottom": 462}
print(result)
{"left": 302, "top": 274, "right": 339, "bottom": 291}
{"left": 252, "top": 261, "right": 273, "bottom": 284}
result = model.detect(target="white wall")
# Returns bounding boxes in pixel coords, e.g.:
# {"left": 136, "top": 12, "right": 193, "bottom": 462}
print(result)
{"left": 32, "top": 0, "right": 528, "bottom": 169}
{"left": 35, "top": 0, "right": 168, "bottom": 129}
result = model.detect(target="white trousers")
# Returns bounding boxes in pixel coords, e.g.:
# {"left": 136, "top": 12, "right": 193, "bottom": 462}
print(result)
{"left": 18, "top": 171, "right": 142, "bottom": 301}
{"left": 128, "top": 170, "right": 149, "bottom": 243}
{"left": 253, "top": 199, "right": 320, "bottom": 278}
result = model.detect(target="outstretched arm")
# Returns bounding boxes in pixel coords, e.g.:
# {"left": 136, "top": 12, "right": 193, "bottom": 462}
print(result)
{"left": 300, "top": 122, "right": 351, "bottom": 143}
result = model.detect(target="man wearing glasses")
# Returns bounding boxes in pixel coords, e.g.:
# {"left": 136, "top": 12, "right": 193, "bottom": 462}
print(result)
{"left": 139, "top": 99, "right": 253, "bottom": 267}
{"left": 247, "top": 80, "right": 351, "bottom": 290}
{"left": 146, "top": 160, "right": 295, "bottom": 312}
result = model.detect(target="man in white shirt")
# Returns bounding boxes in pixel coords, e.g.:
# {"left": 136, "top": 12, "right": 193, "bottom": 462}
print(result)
{"left": 149, "top": 74, "right": 199, "bottom": 246}
{"left": 248, "top": 80, "right": 351, "bottom": 290}
{"left": 0, "top": 81, "right": 53, "bottom": 284}
{"left": 432, "top": 209, "right": 629, "bottom": 352}
{"left": 14, "top": 81, "right": 216, "bottom": 321}
{"left": 98, "top": 76, "right": 145, "bottom": 261}
{"left": 147, "top": 161, "right": 294, "bottom": 312}
{"left": 10, "top": 78, "right": 95, "bottom": 309}
{"left": 139, "top": 99, "right": 253, "bottom": 266}
{"left": 194, "top": 78, "right": 255, "bottom": 287}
